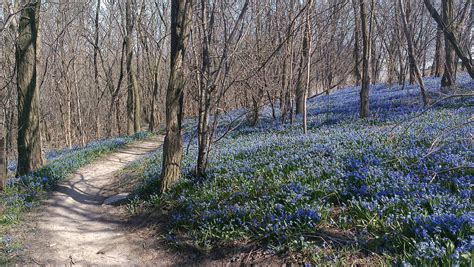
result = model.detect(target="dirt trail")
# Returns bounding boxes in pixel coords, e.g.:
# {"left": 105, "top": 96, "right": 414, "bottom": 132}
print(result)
{"left": 23, "top": 136, "right": 167, "bottom": 265}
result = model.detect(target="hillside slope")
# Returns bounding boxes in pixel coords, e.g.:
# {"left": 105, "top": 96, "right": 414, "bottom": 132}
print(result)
{"left": 127, "top": 74, "right": 473, "bottom": 265}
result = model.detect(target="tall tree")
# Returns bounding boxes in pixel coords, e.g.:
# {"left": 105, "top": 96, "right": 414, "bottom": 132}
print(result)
{"left": 0, "top": 137, "right": 5, "bottom": 190}
{"left": 196, "top": 0, "right": 213, "bottom": 177}
{"left": 195, "top": 0, "right": 249, "bottom": 176}
{"left": 295, "top": 0, "right": 312, "bottom": 116}
{"left": 398, "top": 0, "right": 430, "bottom": 106}
{"left": 302, "top": 0, "right": 312, "bottom": 134}
{"left": 431, "top": 26, "right": 444, "bottom": 77}
{"left": 125, "top": 0, "right": 141, "bottom": 134}
{"left": 160, "top": 0, "right": 192, "bottom": 193}
{"left": 93, "top": 0, "right": 102, "bottom": 139}
{"left": 2, "top": 0, "right": 17, "bottom": 177}
{"left": 293, "top": 0, "right": 313, "bottom": 132}
{"left": 280, "top": 1, "right": 296, "bottom": 123}
{"left": 16, "top": 0, "right": 43, "bottom": 176}
{"left": 441, "top": 0, "right": 456, "bottom": 89}
{"left": 423, "top": 0, "right": 474, "bottom": 80}
{"left": 352, "top": 0, "right": 361, "bottom": 86}
{"left": 358, "top": 0, "right": 372, "bottom": 118}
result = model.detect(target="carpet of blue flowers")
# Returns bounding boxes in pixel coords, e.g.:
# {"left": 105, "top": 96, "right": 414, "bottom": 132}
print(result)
{"left": 131, "top": 75, "right": 473, "bottom": 265}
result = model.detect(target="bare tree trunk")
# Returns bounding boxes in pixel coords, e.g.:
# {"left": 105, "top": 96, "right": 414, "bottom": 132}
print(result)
{"left": 93, "top": 0, "right": 101, "bottom": 139}
{"left": 359, "top": 0, "right": 371, "bottom": 118}
{"left": 126, "top": 0, "right": 141, "bottom": 135}
{"left": 303, "top": 0, "right": 312, "bottom": 134}
{"left": 397, "top": 45, "right": 406, "bottom": 87}
{"left": 0, "top": 137, "right": 5, "bottom": 190}
{"left": 0, "top": 95, "right": 6, "bottom": 190}
{"left": 422, "top": 40, "right": 428, "bottom": 76}
{"left": 248, "top": 2, "right": 264, "bottom": 126}
{"left": 423, "top": 0, "right": 474, "bottom": 79}
{"left": 399, "top": 0, "right": 430, "bottom": 106}
{"left": 468, "top": 1, "right": 473, "bottom": 59}
{"left": 0, "top": 109, "right": 8, "bottom": 191}
{"left": 387, "top": 36, "right": 397, "bottom": 85}
{"left": 370, "top": 26, "right": 377, "bottom": 84}
{"left": 441, "top": 0, "right": 456, "bottom": 89}
{"left": 196, "top": 0, "right": 249, "bottom": 176}
{"left": 2, "top": 0, "right": 17, "bottom": 175}
{"left": 196, "top": 0, "right": 211, "bottom": 177}
{"left": 160, "top": 0, "right": 192, "bottom": 194}
{"left": 281, "top": 2, "right": 295, "bottom": 123}
{"left": 7, "top": 106, "right": 14, "bottom": 158}
{"left": 73, "top": 64, "right": 85, "bottom": 146}
{"left": 431, "top": 27, "right": 444, "bottom": 77}
{"left": 107, "top": 41, "right": 126, "bottom": 137}
{"left": 280, "top": 46, "right": 290, "bottom": 122}
{"left": 288, "top": 39, "right": 295, "bottom": 125}
{"left": 368, "top": 1, "right": 378, "bottom": 85}
{"left": 149, "top": 59, "right": 160, "bottom": 132}
{"left": 266, "top": 91, "right": 277, "bottom": 121}
{"left": 66, "top": 83, "right": 72, "bottom": 148}
{"left": 352, "top": 0, "right": 361, "bottom": 86}
{"left": 116, "top": 99, "right": 121, "bottom": 136}
{"left": 16, "top": 0, "right": 43, "bottom": 176}
{"left": 295, "top": 1, "right": 312, "bottom": 115}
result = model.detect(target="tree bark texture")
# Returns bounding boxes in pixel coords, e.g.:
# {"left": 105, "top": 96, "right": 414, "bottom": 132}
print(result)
{"left": 160, "top": 0, "right": 192, "bottom": 194}
{"left": 16, "top": 0, "right": 43, "bottom": 176}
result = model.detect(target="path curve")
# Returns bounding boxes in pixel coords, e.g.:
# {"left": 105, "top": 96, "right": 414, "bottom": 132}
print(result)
{"left": 24, "top": 136, "right": 164, "bottom": 265}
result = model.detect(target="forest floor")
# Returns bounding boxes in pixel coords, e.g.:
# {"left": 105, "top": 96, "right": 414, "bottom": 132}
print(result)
{"left": 9, "top": 136, "right": 186, "bottom": 265}
{"left": 5, "top": 135, "right": 284, "bottom": 265}
{"left": 5, "top": 75, "right": 470, "bottom": 265}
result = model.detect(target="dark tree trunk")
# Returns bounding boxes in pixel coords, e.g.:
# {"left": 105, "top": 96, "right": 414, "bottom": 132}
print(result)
{"left": 149, "top": 62, "right": 160, "bottom": 132}
{"left": 196, "top": 0, "right": 249, "bottom": 176}
{"left": 280, "top": 54, "right": 290, "bottom": 123}
{"left": 93, "top": 0, "right": 101, "bottom": 139}
{"left": 303, "top": 0, "right": 312, "bottom": 134}
{"left": 399, "top": 0, "right": 430, "bottom": 106}
{"left": 359, "top": 0, "right": 371, "bottom": 118}
{"left": 16, "top": 0, "right": 43, "bottom": 176}
{"left": 397, "top": 47, "right": 406, "bottom": 86}
{"left": 107, "top": 41, "right": 126, "bottom": 137}
{"left": 441, "top": 0, "right": 456, "bottom": 89}
{"left": 431, "top": 27, "right": 444, "bottom": 77}
{"left": 126, "top": 0, "right": 141, "bottom": 135}
{"left": 281, "top": 29, "right": 294, "bottom": 122}
{"left": 370, "top": 33, "right": 377, "bottom": 85}
{"left": 0, "top": 137, "right": 5, "bottom": 190}
{"left": 423, "top": 0, "right": 474, "bottom": 80}
{"left": 295, "top": 0, "right": 312, "bottom": 116}
{"left": 352, "top": 0, "right": 361, "bottom": 86}
{"left": 196, "top": 0, "right": 212, "bottom": 177}
{"left": 160, "top": 0, "right": 192, "bottom": 193}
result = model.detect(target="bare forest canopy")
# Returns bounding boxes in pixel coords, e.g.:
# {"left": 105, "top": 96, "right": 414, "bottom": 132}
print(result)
{"left": 0, "top": 0, "right": 472, "bottom": 175}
